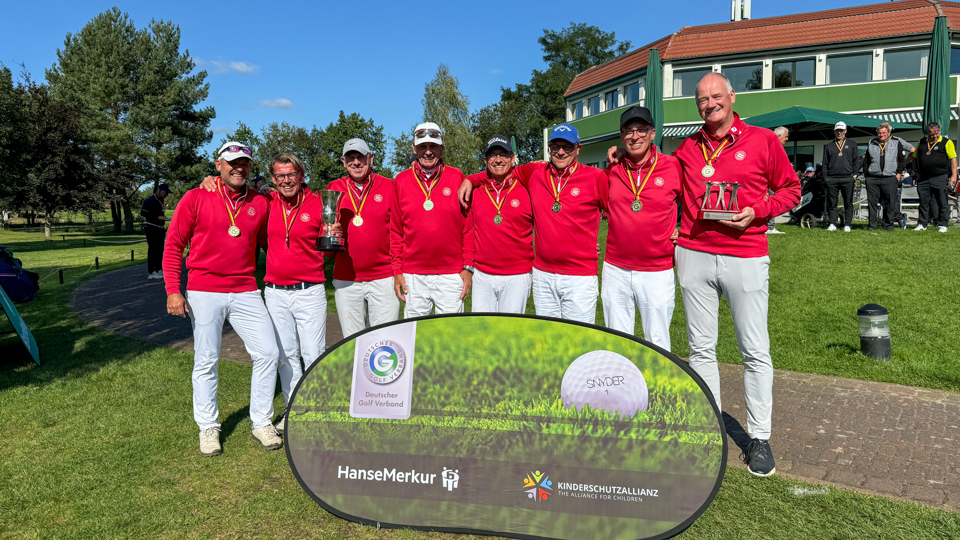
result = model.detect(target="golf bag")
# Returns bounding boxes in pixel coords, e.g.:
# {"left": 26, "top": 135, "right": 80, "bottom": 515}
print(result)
{"left": 789, "top": 165, "right": 828, "bottom": 226}
{"left": 0, "top": 246, "right": 40, "bottom": 303}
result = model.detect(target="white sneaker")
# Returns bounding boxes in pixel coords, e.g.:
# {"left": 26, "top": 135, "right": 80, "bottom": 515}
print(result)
{"left": 826, "top": 224, "right": 837, "bottom": 231}
{"left": 199, "top": 427, "right": 222, "bottom": 456}
{"left": 252, "top": 425, "right": 283, "bottom": 450}
{"left": 765, "top": 228, "right": 785, "bottom": 235}
{"left": 843, "top": 226, "right": 851, "bottom": 232}
{"left": 275, "top": 415, "right": 286, "bottom": 435}
{"left": 939, "top": 226, "right": 948, "bottom": 233}
{"left": 914, "top": 224, "right": 926, "bottom": 231}
{"left": 156, "top": 270, "right": 164, "bottom": 278}
{"left": 147, "top": 271, "right": 159, "bottom": 280}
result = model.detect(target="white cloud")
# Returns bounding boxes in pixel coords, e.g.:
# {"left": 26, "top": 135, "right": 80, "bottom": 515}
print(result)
{"left": 211, "top": 126, "right": 229, "bottom": 133}
{"left": 211, "top": 61, "right": 259, "bottom": 74}
{"left": 490, "top": 68, "right": 502, "bottom": 74}
{"left": 259, "top": 98, "right": 294, "bottom": 109}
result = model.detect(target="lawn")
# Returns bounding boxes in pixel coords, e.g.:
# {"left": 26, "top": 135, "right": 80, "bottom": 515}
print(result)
{"left": 0, "top": 224, "right": 958, "bottom": 539}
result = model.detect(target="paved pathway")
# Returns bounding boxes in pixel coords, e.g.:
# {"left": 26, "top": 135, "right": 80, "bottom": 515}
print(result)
{"left": 71, "top": 264, "right": 960, "bottom": 513}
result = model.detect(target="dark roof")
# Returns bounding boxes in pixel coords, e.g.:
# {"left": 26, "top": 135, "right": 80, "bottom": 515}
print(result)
{"left": 565, "top": 0, "right": 959, "bottom": 97}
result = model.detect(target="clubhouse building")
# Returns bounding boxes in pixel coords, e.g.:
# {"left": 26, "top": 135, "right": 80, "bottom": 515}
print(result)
{"left": 561, "top": 0, "right": 960, "bottom": 170}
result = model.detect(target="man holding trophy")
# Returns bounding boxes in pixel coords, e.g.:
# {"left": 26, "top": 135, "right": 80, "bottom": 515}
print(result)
{"left": 327, "top": 139, "right": 399, "bottom": 337}
{"left": 391, "top": 122, "right": 475, "bottom": 316}
{"left": 673, "top": 73, "right": 799, "bottom": 477}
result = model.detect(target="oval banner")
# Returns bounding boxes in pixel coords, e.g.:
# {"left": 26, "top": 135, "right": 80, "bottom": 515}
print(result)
{"left": 286, "top": 315, "right": 726, "bottom": 540}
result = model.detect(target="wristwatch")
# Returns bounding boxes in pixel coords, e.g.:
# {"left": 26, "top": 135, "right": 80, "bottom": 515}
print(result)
{"left": 463, "top": 265, "right": 475, "bottom": 274}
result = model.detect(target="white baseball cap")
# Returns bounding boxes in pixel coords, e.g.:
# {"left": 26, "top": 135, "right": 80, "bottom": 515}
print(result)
{"left": 414, "top": 122, "right": 443, "bottom": 146}
{"left": 834, "top": 122, "right": 847, "bottom": 130}
{"left": 217, "top": 141, "right": 253, "bottom": 161}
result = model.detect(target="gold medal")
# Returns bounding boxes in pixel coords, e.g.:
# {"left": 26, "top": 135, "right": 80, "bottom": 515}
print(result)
{"left": 838, "top": 152, "right": 842, "bottom": 156}
{"left": 352, "top": 215, "right": 363, "bottom": 227}
{"left": 228, "top": 225, "right": 241, "bottom": 238}
{"left": 701, "top": 165, "right": 715, "bottom": 178}
{"left": 631, "top": 200, "right": 643, "bottom": 212}
{"left": 552, "top": 201, "right": 561, "bottom": 213}
{"left": 423, "top": 200, "right": 434, "bottom": 211}
{"left": 493, "top": 214, "right": 503, "bottom": 225}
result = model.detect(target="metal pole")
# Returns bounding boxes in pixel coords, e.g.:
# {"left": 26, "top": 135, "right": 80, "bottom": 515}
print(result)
{"left": 59, "top": 270, "right": 63, "bottom": 284}
{"left": 95, "top": 257, "right": 99, "bottom": 270}
{"left": 130, "top": 250, "right": 134, "bottom": 261}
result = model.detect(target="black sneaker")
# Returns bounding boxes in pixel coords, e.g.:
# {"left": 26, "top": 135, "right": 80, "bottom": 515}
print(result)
{"left": 742, "top": 438, "right": 776, "bottom": 477}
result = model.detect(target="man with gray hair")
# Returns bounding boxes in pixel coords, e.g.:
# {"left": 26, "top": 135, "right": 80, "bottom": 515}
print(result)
{"left": 861, "top": 123, "right": 914, "bottom": 231}
{"left": 328, "top": 139, "right": 400, "bottom": 336}
{"left": 672, "top": 73, "right": 799, "bottom": 477}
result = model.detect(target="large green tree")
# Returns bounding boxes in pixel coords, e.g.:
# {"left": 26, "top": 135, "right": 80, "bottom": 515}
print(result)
{"left": 484, "top": 23, "right": 631, "bottom": 163}
{"left": 258, "top": 121, "right": 316, "bottom": 181}
{"left": 46, "top": 8, "right": 213, "bottom": 233}
{"left": 10, "top": 75, "right": 102, "bottom": 237}
{"left": 0, "top": 65, "right": 27, "bottom": 206}
{"left": 390, "top": 64, "right": 481, "bottom": 174}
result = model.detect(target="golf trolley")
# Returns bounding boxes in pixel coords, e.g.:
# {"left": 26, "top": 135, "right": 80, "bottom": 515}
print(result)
{"left": 789, "top": 165, "right": 830, "bottom": 228}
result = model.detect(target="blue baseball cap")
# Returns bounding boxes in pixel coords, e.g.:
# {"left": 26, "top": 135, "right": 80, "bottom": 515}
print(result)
{"left": 806, "top": 166, "right": 815, "bottom": 172}
{"left": 550, "top": 123, "right": 580, "bottom": 145}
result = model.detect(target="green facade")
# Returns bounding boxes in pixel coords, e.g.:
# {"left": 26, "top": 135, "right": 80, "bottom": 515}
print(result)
{"left": 570, "top": 77, "right": 958, "bottom": 139}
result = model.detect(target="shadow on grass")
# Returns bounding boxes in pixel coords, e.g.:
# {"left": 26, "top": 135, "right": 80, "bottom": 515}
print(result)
{"left": 826, "top": 342, "right": 859, "bottom": 354}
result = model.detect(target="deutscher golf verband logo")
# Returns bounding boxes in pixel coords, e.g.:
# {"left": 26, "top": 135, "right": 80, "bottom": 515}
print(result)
{"left": 523, "top": 470, "right": 552, "bottom": 502}
{"left": 363, "top": 340, "right": 406, "bottom": 384}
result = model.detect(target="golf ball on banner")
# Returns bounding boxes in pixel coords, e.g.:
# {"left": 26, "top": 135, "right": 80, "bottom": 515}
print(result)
{"left": 560, "top": 350, "right": 649, "bottom": 418}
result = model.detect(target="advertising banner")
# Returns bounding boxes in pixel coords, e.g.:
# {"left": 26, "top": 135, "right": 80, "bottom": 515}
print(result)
{"left": 0, "top": 285, "right": 40, "bottom": 366}
{"left": 286, "top": 315, "right": 725, "bottom": 540}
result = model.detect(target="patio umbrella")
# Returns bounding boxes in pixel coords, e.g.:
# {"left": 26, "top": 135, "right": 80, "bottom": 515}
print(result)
{"left": 922, "top": 15, "right": 950, "bottom": 135}
{"left": 647, "top": 48, "right": 664, "bottom": 147}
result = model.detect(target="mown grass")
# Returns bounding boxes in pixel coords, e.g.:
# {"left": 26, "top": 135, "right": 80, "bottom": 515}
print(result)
{"left": 0, "top": 225, "right": 959, "bottom": 539}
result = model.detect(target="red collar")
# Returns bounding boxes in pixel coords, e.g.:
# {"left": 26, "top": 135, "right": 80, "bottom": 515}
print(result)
{"left": 699, "top": 113, "right": 747, "bottom": 145}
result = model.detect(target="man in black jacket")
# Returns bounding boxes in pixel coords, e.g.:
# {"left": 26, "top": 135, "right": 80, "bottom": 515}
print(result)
{"left": 910, "top": 122, "right": 956, "bottom": 233}
{"left": 140, "top": 183, "right": 170, "bottom": 279}
{"left": 822, "top": 122, "right": 861, "bottom": 232}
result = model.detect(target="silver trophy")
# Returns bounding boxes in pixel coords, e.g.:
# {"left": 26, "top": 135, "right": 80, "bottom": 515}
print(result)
{"left": 316, "top": 190, "right": 346, "bottom": 251}
{"left": 698, "top": 181, "right": 741, "bottom": 220}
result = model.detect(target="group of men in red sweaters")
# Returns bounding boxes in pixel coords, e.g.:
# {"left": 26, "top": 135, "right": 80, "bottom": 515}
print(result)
{"left": 162, "top": 72, "right": 798, "bottom": 478}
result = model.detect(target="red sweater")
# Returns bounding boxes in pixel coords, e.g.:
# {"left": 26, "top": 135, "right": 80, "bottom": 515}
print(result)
{"left": 163, "top": 183, "right": 269, "bottom": 295}
{"left": 390, "top": 164, "right": 475, "bottom": 275}
{"left": 604, "top": 147, "right": 682, "bottom": 271}
{"left": 263, "top": 188, "right": 326, "bottom": 285}
{"left": 466, "top": 172, "right": 534, "bottom": 275}
{"left": 328, "top": 174, "right": 395, "bottom": 282}
{"left": 484, "top": 162, "right": 606, "bottom": 276}
{"left": 674, "top": 114, "right": 800, "bottom": 258}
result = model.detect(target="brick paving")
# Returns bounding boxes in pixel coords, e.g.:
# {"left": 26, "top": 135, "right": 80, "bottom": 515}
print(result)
{"left": 71, "top": 263, "right": 960, "bottom": 513}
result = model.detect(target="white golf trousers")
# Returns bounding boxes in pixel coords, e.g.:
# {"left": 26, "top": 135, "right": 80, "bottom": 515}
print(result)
{"left": 404, "top": 273, "right": 464, "bottom": 318}
{"left": 471, "top": 269, "right": 532, "bottom": 314}
{"left": 186, "top": 290, "right": 279, "bottom": 430}
{"left": 264, "top": 285, "right": 327, "bottom": 406}
{"left": 675, "top": 246, "right": 773, "bottom": 439}
{"left": 600, "top": 261, "right": 675, "bottom": 351}
{"left": 531, "top": 268, "right": 598, "bottom": 324}
{"left": 333, "top": 276, "right": 400, "bottom": 338}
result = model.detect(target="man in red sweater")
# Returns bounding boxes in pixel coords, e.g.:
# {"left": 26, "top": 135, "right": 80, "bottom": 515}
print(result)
{"left": 602, "top": 106, "right": 681, "bottom": 350}
{"left": 391, "top": 122, "right": 475, "bottom": 317}
{"left": 467, "top": 135, "right": 534, "bottom": 313}
{"left": 674, "top": 73, "right": 800, "bottom": 477}
{"left": 259, "top": 154, "right": 327, "bottom": 434}
{"left": 459, "top": 124, "right": 607, "bottom": 323}
{"left": 328, "top": 138, "right": 399, "bottom": 336}
{"left": 164, "top": 142, "right": 282, "bottom": 457}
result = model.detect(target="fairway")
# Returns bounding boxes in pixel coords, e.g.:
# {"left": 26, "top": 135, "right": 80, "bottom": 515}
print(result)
{"left": 0, "top": 225, "right": 958, "bottom": 539}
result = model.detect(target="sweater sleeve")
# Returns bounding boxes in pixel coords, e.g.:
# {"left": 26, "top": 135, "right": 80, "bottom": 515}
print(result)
{"left": 752, "top": 133, "right": 801, "bottom": 220}
{"left": 389, "top": 178, "right": 405, "bottom": 276}
{"left": 162, "top": 190, "right": 198, "bottom": 295}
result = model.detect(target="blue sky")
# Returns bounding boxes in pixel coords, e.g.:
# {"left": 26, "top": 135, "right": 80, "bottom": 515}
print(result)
{"left": 1, "top": 0, "right": 877, "bottom": 158}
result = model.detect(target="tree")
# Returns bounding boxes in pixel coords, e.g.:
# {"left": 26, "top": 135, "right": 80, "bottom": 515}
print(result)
{"left": 46, "top": 8, "right": 213, "bottom": 233}
{"left": 390, "top": 64, "right": 481, "bottom": 174}
{"left": 0, "top": 65, "right": 27, "bottom": 205}
{"left": 11, "top": 75, "right": 101, "bottom": 237}
{"left": 258, "top": 121, "right": 316, "bottom": 180}
{"left": 313, "top": 111, "right": 390, "bottom": 185}
{"left": 490, "top": 23, "right": 631, "bottom": 162}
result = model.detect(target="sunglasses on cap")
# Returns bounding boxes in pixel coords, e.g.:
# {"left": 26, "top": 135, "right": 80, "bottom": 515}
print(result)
{"left": 219, "top": 145, "right": 252, "bottom": 156}
{"left": 415, "top": 129, "right": 442, "bottom": 139}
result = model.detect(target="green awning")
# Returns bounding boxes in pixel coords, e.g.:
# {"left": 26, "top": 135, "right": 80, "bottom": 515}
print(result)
{"left": 744, "top": 106, "right": 919, "bottom": 140}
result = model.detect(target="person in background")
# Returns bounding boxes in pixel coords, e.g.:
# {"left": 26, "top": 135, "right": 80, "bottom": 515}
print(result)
{"left": 822, "top": 122, "right": 860, "bottom": 232}
{"left": 861, "top": 123, "right": 915, "bottom": 231}
{"left": 910, "top": 122, "right": 956, "bottom": 233}
{"left": 141, "top": 183, "right": 170, "bottom": 280}
{"left": 766, "top": 126, "right": 790, "bottom": 235}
